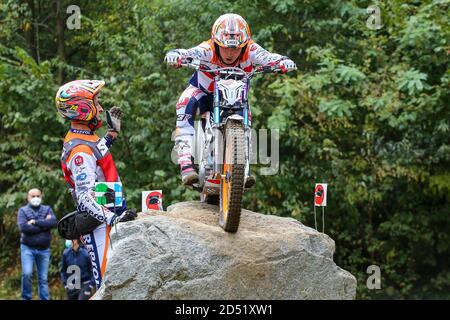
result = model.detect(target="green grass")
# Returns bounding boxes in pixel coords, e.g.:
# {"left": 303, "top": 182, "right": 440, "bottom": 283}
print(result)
{"left": 0, "top": 265, "right": 66, "bottom": 300}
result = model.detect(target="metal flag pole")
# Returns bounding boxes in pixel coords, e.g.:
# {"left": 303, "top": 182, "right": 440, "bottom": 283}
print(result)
{"left": 314, "top": 203, "right": 318, "bottom": 231}
{"left": 322, "top": 206, "right": 325, "bottom": 233}
{"left": 314, "top": 183, "right": 328, "bottom": 233}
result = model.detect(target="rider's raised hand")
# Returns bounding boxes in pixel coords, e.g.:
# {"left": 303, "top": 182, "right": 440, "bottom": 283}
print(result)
{"left": 279, "top": 59, "right": 297, "bottom": 74}
{"left": 106, "top": 106, "right": 122, "bottom": 136}
{"left": 164, "top": 50, "right": 182, "bottom": 68}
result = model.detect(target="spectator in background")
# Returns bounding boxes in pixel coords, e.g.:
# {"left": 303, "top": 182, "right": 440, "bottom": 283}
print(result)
{"left": 17, "top": 188, "right": 57, "bottom": 300}
{"left": 61, "top": 239, "right": 95, "bottom": 300}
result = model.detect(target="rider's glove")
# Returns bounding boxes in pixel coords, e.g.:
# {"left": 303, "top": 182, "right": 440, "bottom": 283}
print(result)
{"left": 164, "top": 50, "right": 182, "bottom": 68}
{"left": 119, "top": 208, "right": 137, "bottom": 222}
{"left": 111, "top": 208, "right": 137, "bottom": 226}
{"left": 106, "top": 106, "right": 122, "bottom": 134}
{"left": 279, "top": 59, "right": 297, "bottom": 74}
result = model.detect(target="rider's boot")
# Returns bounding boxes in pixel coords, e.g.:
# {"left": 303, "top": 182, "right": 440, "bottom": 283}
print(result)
{"left": 181, "top": 165, "right": 199, "bottom": 186}
{"left": 175, "top": 135, "right": 199, "bottom": 186}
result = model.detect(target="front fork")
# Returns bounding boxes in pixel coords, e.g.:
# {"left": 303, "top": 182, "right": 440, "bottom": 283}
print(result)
{"left": 213, "top": 79, "right": 222, "bottom": 177}
{"left": 244, "top": 125, "right": 251, "bottom": 180}
{"left": 243, "top": 79, "right": 251, "bottom": 180}
{"left": 212, "top": 78, "right": 251, "bottom": 180}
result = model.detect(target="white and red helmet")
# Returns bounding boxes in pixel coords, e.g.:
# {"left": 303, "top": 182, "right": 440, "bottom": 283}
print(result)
{"left": 211, "top": 13, "right": 251, "bottom": 49}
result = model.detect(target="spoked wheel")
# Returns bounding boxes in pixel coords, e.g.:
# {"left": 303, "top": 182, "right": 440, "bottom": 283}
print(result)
{"left": 219, "top": 120, "right": 245, "bottom": 233}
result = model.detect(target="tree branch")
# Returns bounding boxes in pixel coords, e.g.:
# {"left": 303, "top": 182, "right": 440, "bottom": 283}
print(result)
{"left": 66, "top": 40, "right": 91, "bottom": 60}
{"left": 34, "top": 22, "right": 56, "bottom": 36}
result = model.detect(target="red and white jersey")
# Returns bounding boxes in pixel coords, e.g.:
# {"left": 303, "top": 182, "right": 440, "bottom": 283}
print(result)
{"left": 176, "top": 40, "right": 286, "bottom": 93}
{"left": 61, "top": 130, "right": 120, "bottom": 224}
{"left": 60, "top": 129, "right": 126, "bottom": 290}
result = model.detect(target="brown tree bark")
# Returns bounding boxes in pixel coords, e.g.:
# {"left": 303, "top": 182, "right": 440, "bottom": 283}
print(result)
{"left": 55, "top": 0, "right": 66, "bottom": 84}
{"left": 23, "top": 0, "right": 37, "bottom": 62}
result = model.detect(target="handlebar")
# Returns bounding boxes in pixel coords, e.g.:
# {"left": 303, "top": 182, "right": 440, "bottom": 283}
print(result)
{"left": 179, "top": 58, "right": 282, "bottom": 79}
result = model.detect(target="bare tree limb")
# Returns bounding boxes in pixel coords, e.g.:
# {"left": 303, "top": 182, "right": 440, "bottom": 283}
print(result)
{"left": 34, "top": 22, "right": 56, "bottom": 36}
{"left": 55, "top": 0, "right": 66, "bottom": 84}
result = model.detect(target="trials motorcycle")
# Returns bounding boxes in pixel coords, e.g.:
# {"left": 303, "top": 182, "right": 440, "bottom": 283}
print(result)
{"left": 180, "top": 58, "right": 285, "bottom": 233}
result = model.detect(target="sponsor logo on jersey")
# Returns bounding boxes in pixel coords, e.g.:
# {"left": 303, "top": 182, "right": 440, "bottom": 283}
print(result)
{"left": 76, "top": 181, "right": 91, "bottom": 187}
{"left": 76, "top": 173, "right": 87, "bottom": 181}
{"left": 74, "top": 155, "right": 84, "bottom": 166}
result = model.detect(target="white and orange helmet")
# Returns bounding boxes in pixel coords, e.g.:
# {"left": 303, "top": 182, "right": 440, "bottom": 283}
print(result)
{"left": 211, "top": 13, "right": 251, "bottom": 49}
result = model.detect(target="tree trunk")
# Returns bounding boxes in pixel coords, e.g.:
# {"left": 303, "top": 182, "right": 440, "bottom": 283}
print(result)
{"left": 23, "top": 0, "right": 37, "bottom": 62}
{"left": 55, "top": 0, "right": 66, "bottom": 84}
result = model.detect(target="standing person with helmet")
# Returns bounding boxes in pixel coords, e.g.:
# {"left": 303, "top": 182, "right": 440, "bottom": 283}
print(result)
{"left": 164, "top": 13, "right": 297, "bottom": 186}
{"left": 55, "top": 80, "right": 137, "bottom": 290}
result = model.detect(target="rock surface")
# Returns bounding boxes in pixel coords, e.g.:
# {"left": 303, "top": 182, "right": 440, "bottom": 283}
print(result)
{"left": 93, "top": 201, "right": 357, "bottom": 299}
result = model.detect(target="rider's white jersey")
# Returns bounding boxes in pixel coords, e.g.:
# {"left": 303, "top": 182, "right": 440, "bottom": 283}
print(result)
{"left": 175, "top": 39, "right": 286, "bottom": 93}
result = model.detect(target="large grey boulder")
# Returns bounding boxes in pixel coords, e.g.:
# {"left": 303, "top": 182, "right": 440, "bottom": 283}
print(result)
{"left": 93, "top": 201, "right": 356, "bottom": 300}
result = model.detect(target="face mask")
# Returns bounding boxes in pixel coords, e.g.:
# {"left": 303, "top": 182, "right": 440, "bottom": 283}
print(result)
{"left": 30, "top": 197, "right": 42, "bottom": 207}
{"left": 65, "top": 240, "right": 72, "bottom": 249}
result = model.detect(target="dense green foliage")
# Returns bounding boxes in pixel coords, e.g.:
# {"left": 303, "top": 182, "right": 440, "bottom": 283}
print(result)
{"left": 0, "top": 0, "right": 448, "bottom": 299}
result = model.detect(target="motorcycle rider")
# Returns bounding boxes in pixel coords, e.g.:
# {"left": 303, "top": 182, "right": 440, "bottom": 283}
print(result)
{"left": 165, "top": 13, "right": 296, "bottom": 186}
{"left": 55, "top": 80, "right": 137, "bottom": 289}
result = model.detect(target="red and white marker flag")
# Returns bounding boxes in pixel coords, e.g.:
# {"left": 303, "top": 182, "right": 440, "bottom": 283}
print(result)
{"left": 142, "top": 190, "right": 163, "bottom": 212}
{"left": 314, "top": 183, "right": 328, "bottom": 207}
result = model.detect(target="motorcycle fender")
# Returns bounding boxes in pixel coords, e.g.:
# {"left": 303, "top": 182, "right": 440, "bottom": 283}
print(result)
{"left": 226, "top": 115, "right": 244, "bottom": 122}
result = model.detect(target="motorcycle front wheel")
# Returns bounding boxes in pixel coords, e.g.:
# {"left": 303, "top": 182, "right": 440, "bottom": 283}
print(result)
{"left": 219, "top": 120, "right": 245, "bottom": 233}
